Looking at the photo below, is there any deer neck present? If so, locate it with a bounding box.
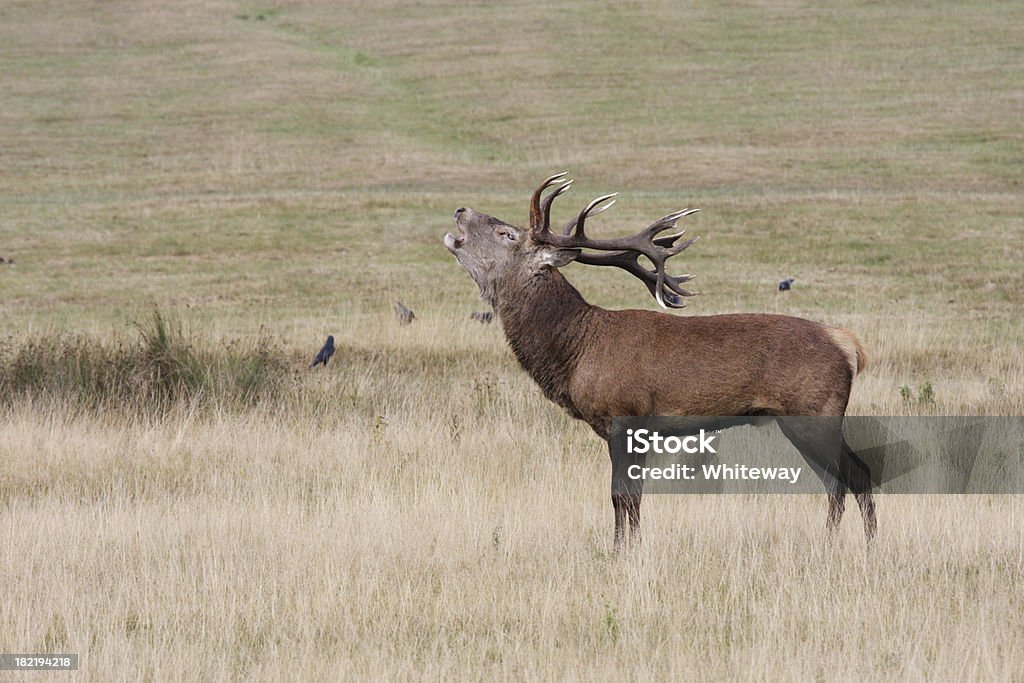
[495,269,594,415]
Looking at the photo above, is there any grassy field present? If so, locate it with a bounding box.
[2,0,1023,680]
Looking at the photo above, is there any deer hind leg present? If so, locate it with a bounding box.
[827,451,878,542]
[855,491,877,542]
[776,417,877,541]
[842,439,877,542]
[827,485,847,533]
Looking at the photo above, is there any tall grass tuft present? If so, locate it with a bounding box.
[0,308,293,413]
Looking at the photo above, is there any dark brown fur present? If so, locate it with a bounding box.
[445,198,876,548]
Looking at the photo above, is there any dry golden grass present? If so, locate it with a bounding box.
[2,314,1023,680]
[2,0,1023,680]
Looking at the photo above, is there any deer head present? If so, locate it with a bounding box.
[444,172,701,309]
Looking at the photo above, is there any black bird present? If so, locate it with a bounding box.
[778,278,795,292]
[310,335,335,368]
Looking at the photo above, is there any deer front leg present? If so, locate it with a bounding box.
[626,493,642,543]
[611,494,643,548]
[611,493,643,549]
[612,493,629,548]
[610,439,644,550]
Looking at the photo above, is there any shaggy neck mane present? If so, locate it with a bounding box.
[495,268,594,416]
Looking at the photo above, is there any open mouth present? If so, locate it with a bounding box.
[444,208,468,254]
[444,215,468,254]
[443,232,464,253]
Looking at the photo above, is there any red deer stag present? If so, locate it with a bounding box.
[444,173,876,547]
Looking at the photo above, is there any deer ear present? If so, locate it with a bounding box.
[538,246,581,269]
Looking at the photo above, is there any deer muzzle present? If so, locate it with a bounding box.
[443,231,465,253]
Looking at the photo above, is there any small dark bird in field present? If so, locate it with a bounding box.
[470,311,494,324]
[394,301,415,325]
[310,335,335,368]
[778,278,795,292]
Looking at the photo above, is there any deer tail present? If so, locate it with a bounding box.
[826,326,869,377]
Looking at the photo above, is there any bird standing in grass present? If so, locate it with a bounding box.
[310,335,335,368]
[394,301,415,325]
[778,278,795,292]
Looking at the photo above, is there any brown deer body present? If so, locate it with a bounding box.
[445,173,876,546]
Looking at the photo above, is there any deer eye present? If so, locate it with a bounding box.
[496,227,518,242]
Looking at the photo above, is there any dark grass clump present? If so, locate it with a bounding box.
[0,308,293,413]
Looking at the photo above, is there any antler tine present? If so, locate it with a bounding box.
[653,267,700,308]
[662,235,701,255]
[540,179,574,236]
[563,193,618,237]
[646,208,700,235]
[661,208,701,224]
[530,172,569,233]
[653,231,684,247]
[647,209,701,253]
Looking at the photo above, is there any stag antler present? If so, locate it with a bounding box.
[528,174,700,309]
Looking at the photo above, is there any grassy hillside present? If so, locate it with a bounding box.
[1,1,1022,680]
[2,1,1021,332]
